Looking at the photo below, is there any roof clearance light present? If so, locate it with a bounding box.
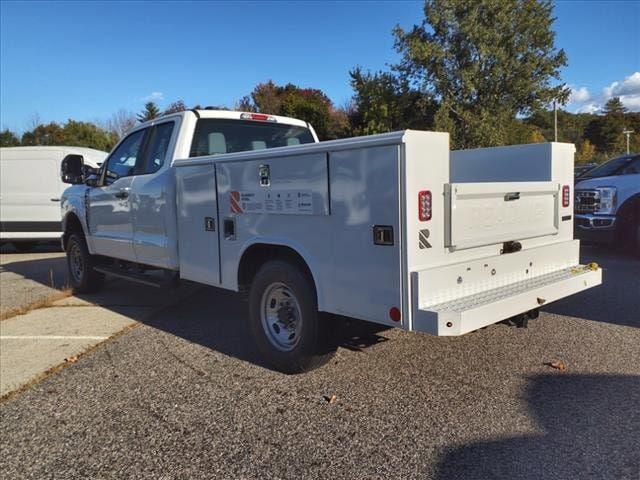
[418,190,432,221]
[562,185,570,208]
[240,112,277,122]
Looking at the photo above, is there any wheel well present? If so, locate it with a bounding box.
[617,194,640,223]
[615,194,640,246]
[238,243,316,295]
[62,213,84,250]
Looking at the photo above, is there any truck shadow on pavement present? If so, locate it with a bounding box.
[543,244,640,328]
[140,285,390,370]
[433,373,640,480]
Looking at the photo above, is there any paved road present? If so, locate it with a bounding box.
[0,243,67,317]
[1,246,638,479]
[0,243,194,396]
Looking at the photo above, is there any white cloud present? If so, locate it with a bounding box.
[566,72,640,113]
[569,86,591,103]
[575,102,600,114]
[602,72,640,111]
[141,91,164,102]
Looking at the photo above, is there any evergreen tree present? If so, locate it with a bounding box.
[0,129,20,147]
[137,102,161,122]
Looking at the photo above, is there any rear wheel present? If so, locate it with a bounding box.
[249,260,334,373]
[66,233,104,293]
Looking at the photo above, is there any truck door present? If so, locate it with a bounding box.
[88,128,148,261]
[130,120,179,269]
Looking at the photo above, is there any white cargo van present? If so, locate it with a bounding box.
[0,146,106,250]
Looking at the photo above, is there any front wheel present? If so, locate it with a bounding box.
[248,260,335,374]
[66,233,104,293]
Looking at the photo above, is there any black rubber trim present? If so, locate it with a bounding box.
[1,221,62,232]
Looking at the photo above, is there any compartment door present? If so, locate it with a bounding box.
[445,181,559,251]
[176,164,220,285]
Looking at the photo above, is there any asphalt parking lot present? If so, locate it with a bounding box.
[0,244,638,479]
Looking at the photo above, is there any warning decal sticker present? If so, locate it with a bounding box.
[229,190,314,215]
[229,191,243,214]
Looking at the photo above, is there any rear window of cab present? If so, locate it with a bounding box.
[189,119,315,157]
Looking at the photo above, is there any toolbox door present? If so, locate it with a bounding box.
[176,164,221,285]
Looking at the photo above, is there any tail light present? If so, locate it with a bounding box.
[240,112,277,122]
[418,190,432,221]
[562,185,570,207]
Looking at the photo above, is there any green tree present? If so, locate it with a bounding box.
[21,122,67,146]
[393,0,568,148]
[137,102,161,122]
[348,68,436,135]
[20,120,117,151]
[63,120,118,151]
[584,97,628,154]
[0,129,20,147]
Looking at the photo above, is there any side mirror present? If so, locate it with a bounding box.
[61,154,85,184]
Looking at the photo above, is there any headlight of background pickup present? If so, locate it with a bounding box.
[575,187,617,215]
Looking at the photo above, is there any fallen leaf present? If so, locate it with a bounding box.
[65,355,79,364]
[323,394,338,404]
[544,360,566,371]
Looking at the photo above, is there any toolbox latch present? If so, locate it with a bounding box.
[373,225,394,246]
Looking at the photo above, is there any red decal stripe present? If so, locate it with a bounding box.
[229,191,243,214]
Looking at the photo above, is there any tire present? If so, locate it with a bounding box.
[66,233,105,293]
[248,260,335,374]
[13,241,37,252]
[615,198,640,257]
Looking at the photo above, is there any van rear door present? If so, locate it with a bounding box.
[0,148,64,235]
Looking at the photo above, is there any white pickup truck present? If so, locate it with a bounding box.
[60,109,602,372]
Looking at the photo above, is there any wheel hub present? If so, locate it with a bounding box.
[260,283,302,352]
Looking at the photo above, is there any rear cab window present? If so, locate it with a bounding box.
[189,119,315,157]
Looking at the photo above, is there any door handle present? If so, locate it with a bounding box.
[114,189,130,199]
[504,192,520,201]
[50,198,61,202]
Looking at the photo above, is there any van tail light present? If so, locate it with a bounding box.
[418,190,432,221]
[562,185,570,207]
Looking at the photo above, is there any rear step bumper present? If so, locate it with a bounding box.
[411,262,602,336]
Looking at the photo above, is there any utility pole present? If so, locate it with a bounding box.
[553,100,558,142]
[622,129,634,155]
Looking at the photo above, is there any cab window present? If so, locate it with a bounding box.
[103,129,146,185]
[143,122,175,174]
[189,119,314,157]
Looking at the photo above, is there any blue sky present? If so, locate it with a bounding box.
[1,0,639,133]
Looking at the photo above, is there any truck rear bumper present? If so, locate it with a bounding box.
[410,241,602,336]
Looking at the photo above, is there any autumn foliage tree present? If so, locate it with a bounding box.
[239,81,350,140]
[19,120,118,151]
